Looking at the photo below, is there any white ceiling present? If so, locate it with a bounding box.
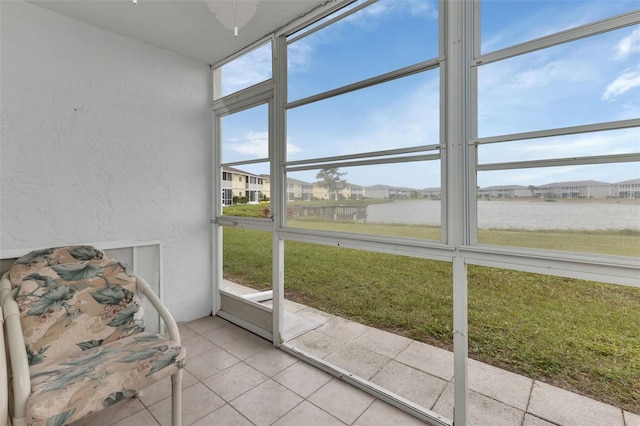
[28,0,329,65]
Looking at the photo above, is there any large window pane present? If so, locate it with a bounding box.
[286,161,441,240]
[478,25,640,137]
[481,0,639,54]
[287,70,440,161]
[284,241,453,419]
[478,128,640,164]
[469,267,640,414]
[476,164,640,256]
[288,0,438,101]
[221,103,268,163]
[218,42,272,99]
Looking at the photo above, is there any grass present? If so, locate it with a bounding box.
[222,203,640,257]
[221,206,640,413]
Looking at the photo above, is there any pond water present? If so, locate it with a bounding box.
[366,199,640,230]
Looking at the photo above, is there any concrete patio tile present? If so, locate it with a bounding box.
[295,306,336,324]
[395,340,454,381]
[138,369,199,407]
[467,358,533,411]
[624,411,640,426]
[185,346,240,381]
[284,311,321,340]
[220,332,271,360]
[324,344,391,380]
[353,399,428,426]
[317,316,369,342]
[184,315,229,334]
[432,383,525,426]
[112,409,160,426]
[230,379,303,426]
[201,362,269,402]
[352,326,412,359]
[272,401,344,426]
[273,360,333,398]
[148,382,225,426]
[182,334,218,359]
[245,347,298,377]
[191,404,253,426]
[308,378,375,424]
[288,329,344,358]
[370,360,448,409]
[201,323,250,346]
[523,414,557,426]
[528,381,624,426]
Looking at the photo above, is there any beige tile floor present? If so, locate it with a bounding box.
[70,306,640,426]
[70,315,426,426]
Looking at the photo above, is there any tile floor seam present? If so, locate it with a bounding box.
[268,398,307,426]
[205,362,271,404]
[523,379,536,422]
[349,398,377,426]
[429,378,450,412]
[304,395,351,426]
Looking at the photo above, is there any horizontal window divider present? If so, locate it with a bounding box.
[286,153,440,172]
[214,216,274,232]
[460,245,640,288]
[286,0,373,45]
[286,144,442,167]
[286,57,442,110]
[276,227,455,263]
[474,10,640,67]
[477,153,639,171]
[471,119,640,145]
[212,80,273,113]
[221,158,270,168]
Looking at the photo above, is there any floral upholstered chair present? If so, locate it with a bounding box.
[0,246,185,426]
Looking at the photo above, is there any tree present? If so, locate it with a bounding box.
[528,185,537,197]
[316,168,347,201]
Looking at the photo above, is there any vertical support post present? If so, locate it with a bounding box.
[271,35,287,346]
[211,65,222,315]
[445,0,474,424]
[453,256,469,425]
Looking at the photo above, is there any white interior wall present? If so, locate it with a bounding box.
[0,0,213,322]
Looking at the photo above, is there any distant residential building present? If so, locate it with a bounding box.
[222,167,267,205]
[534,180,611,199]
[343,183,365,200]
[478,185,529,199]
[287,177,314,201]
[419,187,441,199]
[612,178,640,199]
[365,184,411,199]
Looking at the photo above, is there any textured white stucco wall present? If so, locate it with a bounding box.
[0,1,213,322]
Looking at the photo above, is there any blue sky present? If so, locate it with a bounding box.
[221,0,639,189]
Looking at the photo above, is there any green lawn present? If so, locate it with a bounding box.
[221,207,640,413]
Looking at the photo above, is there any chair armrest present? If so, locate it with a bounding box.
[134,275,181,345]
[1,272,31,424]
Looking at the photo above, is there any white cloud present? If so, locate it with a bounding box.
[230,131,302,159]
[221,44,271,94]
[614,27,640,60]
[602,68,640,100]
[288,41,313,73]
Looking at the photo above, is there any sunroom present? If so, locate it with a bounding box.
[1,1,639,425]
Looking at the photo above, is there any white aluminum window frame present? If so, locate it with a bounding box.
[211,2,640,425]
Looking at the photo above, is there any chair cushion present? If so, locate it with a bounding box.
[26,332,186,426]
[9,246,145,365]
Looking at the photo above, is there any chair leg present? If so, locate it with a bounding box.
[171,370,182,426]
